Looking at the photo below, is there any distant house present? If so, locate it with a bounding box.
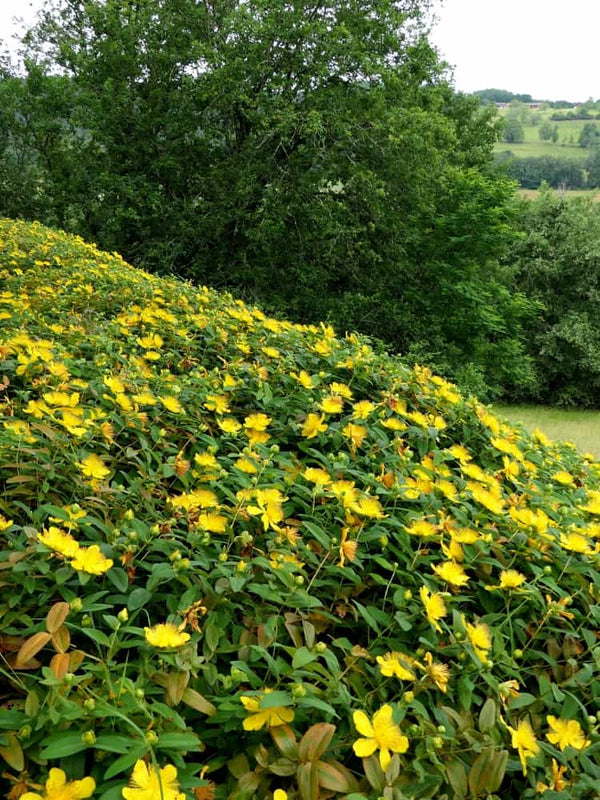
[494,101,543,110]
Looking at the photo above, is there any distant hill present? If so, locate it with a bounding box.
[474,89,580,109]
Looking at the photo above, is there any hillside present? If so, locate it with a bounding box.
[1,219,599,799]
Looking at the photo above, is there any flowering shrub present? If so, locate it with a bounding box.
[1,218,599,799]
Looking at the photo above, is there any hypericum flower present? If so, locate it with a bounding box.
[419,651,450,692]
[338,527,358,567]
[352,400,375,419]
[319,395,344,414]
[349,495,385,519]
[197,512,228,533]
[0,514,13,531]
[376,652,416,681]
[20,767,95,800]
[535,759,569,793]
[448,444,472,463]
[507,718,540,775]
[302,412,328,439]
[144,622,190,649]
[70,545,113,575]
[77,453,110,481]
[204,393,230,415]
[273,791,288,800]
[343,422,367,450]
[122,760,185,800]
[468,483,505,515]
[352,704,409,770]
[218,417,242,434]
[304,467,331,485]
[559,532,593,554]
[241,689,295,730]
[37,526,80,558]
[499,569,526,589]
[552,470,575,486]
[546,716,590,751]
[160,395,184,414]
[432,561,469,588]
[406,520,438,538]
[419,585,447,632]
[247,488,286,531]
[244,412,271,431]
[465,620,492,662]
[291,369,314,388]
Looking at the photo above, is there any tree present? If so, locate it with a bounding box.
[579,122,600,148]
[503,116,525,142]
[539,121,553,140]
[1,0,535,397]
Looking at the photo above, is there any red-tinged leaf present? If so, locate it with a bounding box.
[46,601,70,633]
[50,652,70,680]
[297,762,319,800]
[362,754,385,792]
[0,733,24,771]
[270,723,298,759]
[298,723,335,762]
[69,650,85,671]
[181,687,216,716]
[15,631,51,667]
[51,624,70,654]
[165,670,189,706]
[316,760,357,792]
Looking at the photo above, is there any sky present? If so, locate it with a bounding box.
[0,0,598,102]
[431,0,600,101]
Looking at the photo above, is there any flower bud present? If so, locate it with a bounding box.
[117,608,129,623]
[145,730,159,745]
[84,698,96,712]
[315,642,327,653]
[81,730,96,745]
[70,597,83,612]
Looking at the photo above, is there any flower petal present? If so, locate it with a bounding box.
[353,737,378,758]
[353,710,375,738]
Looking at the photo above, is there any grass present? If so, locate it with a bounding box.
[494,141,587,159]
[495,405,600,458]
[517,188,600,201]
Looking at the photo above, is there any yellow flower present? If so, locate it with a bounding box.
[498,569,526,590]
[301,412,328,439]
[465,620,492,662]
[329,381,353,398]
[419,586,447,633]
[343,422,367,450]
[38,526,80,558]
[406,520,438,538]
[376,652,416,681]
[507,718,540,776]
[432,561,469,588]
[319,395,344,414]
[235,456,258,473]
[204,394,230,415]
[304,467,331,485]
[241,689,295,730]
[291,369,314,388]
[136,333,164,349]
[197,512,228,533]
[247,488,286,531]
[0,514,13,531]
[559,532,593,554]
[77,453,110,481]
[350,495,385,519]
[468,483,505,515]
[122,760,185,800]
[546,716,590,751]
[160,395,184,414]
[552,470,575,487]
[21,768,95,800]
[70,545,113,575]
[218,417,242,434]
[273,791,288,800]
[338,527,358,567]
[144,622,190,648]
[419,651,450,693]
[352,400,375,419]
[536,759,569,794]
[352,704,409,770]
[244,412,271,431]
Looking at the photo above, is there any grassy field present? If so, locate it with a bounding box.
[517,188,600,200]
[494,107,597,160]
[495,405,600,457]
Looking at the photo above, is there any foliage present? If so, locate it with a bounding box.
[509,188,600,405]
[1,219,600,799]
[498,154,586,190]
[578,123,600,148]
[502,117,525,143]
[0,1,535,398]
[474,89,534,104]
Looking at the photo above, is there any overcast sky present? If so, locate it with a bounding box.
[0,0,597,102]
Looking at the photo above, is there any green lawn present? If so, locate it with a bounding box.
[518,188,600,201]
[494,405,600,458]
[494,140,587,159]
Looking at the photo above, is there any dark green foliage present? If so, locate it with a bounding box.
[509,188,600,406]
[474,88,533,104]
[498,154,586,189]
[0,0,536,401]
[502,116,524,143]
[579,122,600,148]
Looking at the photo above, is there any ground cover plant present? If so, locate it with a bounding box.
[1,219,600,800]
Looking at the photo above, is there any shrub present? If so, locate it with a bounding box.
[1,219,600,799]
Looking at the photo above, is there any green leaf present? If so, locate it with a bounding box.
[103,744,148,780]
[107,567,129,592]
[292,647,317,669]
[40,733,88,759]
[156,732,202,751]
[127,587,153,610]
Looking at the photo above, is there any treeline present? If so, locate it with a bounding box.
[0,3,599,404]
[497,150,600,189]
